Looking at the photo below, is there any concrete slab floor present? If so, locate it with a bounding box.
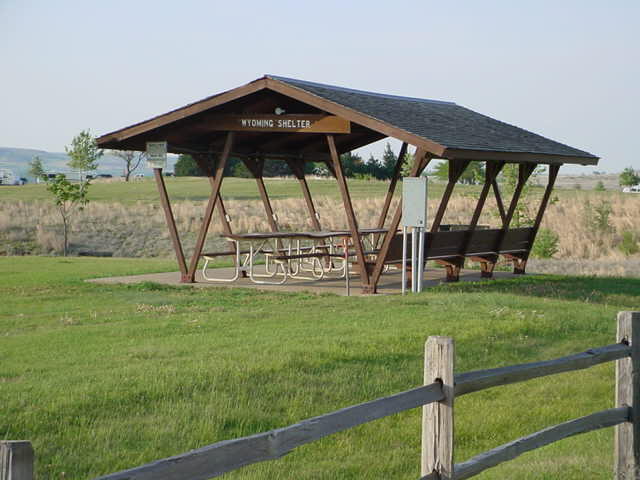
[88,265,518,297]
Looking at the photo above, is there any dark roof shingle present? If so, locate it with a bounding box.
[268,75,597,161]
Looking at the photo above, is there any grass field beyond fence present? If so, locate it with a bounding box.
[1,257,640,479]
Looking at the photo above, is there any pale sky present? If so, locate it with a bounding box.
[1,0,638,173]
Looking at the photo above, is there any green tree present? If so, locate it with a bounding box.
[28,156,46,182]
[594,180,606,191]
[381,142,397,179]
[339,152,364,177]
[174,154,202,176]
[65,130,103,181]
[619,167,640,187]
[499,164,547,227]
[45,174,89,256]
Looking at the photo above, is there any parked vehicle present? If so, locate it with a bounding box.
[622,185,640,193]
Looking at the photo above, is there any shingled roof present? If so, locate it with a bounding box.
[97,75,598,165]
[268,75,598,164]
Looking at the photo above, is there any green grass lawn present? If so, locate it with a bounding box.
[1,256,639,479]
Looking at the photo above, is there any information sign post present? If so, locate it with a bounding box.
[401,177,428,294]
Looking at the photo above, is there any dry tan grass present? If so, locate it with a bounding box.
[1,192,638,275]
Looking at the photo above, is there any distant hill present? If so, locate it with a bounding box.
[0,146,177,180]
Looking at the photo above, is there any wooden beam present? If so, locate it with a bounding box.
[369,148,430,292]
[456,342,630,396]
[193,154,237,257]
[376,142,408,233]
[97,80,268,146]
[153,169,188,280]
[243,157,279,233]
[94,383,444,480]
[185,132,234,282]
[327,134,371,290]
[430,160,471,233]
[492,179,507,224]
[513,164,560,274]
[441,148,598,166]
[286,159,322,231]
[501,163,536,228]
[453,407,628,480]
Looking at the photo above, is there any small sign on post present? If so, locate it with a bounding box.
[401,177,428,294]
[146,141,167,169]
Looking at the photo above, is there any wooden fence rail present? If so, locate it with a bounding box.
[4,311,638,480]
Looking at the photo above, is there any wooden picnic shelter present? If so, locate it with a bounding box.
[97,75,599,294]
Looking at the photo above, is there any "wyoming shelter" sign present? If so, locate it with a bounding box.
[205,114,350,134]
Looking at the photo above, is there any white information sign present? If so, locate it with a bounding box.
[402,177,428,227]
[146,141,167,169]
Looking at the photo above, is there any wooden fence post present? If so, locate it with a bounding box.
[1,441,34,480]
[615,311,640,479]
[422,336,455,479]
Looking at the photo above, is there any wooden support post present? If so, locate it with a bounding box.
[286,159,322,231]
[193,155,235,239]
[615,311,640,479]
[369,148,430,293]
[153,168,188,280]
[376,142,408,234]
[492,179,507,225]
[454,162,504,280]
[503,163,536,229]
[422,337,454,479]
[244,157,279,232]
[185,132,234,283]
[327,134,371,291]
[428,160,470,282]
[513,164,559,275]
[430,160,471,233]
[1,441,34,480]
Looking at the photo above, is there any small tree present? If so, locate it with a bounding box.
[66,130,103,181]
[45,174,89,256]
[430,161,484,184]
[112,150,145,181]
[28,156,46,182]
[620,167,640,187]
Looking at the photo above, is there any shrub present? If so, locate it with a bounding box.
[532,228,559,258]
[618,231,639,256]
[583,200,614,233]
[594,180,606,191]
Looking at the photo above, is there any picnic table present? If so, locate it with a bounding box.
[201,228,387,284]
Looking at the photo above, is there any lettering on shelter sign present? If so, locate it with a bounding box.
[205,114,350,134]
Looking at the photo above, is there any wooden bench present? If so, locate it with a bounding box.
[382,227,534,282]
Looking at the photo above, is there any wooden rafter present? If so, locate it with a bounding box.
[327,134,371,290]
[185,132,234,282]
[243,157,279,233]
[153,169,188,280]
[430,160,472,233]
[492,179,507,225]
[513,164,560,274]
[376,142,408,233]
[286,159,322,231]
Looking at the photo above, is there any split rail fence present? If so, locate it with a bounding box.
[3,311,639,480]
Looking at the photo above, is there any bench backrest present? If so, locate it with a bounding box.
[382,227,535,263]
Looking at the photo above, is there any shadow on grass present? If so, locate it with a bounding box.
[431,274,640,306]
